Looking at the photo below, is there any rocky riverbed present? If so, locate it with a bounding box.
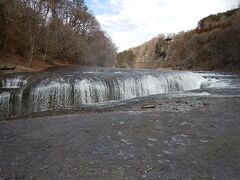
[0,94,240,179]
[0,68,240,179]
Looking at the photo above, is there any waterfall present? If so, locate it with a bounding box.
[1,68,234,119]
[25,72,207,113]
[74,78,109,104]
[0,92,11,118]
[0,75,28,88]
[29,81,73,112]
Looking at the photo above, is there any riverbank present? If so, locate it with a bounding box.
[0,54,77,74]
[0,95,240,179]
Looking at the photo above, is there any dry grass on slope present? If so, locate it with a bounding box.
[166,9,240,71]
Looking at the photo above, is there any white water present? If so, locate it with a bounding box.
[30,81,73,112]
[1,76,27,88]
[1,70,237,117]
[198,73,238,89]
[0,92,10,118]
[27,72,208,112]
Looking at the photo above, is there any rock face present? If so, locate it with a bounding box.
[117,8,240,71]
[131,36,172,69]
[117,36,172,69]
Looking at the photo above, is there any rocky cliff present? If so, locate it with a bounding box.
[117,35,172,69]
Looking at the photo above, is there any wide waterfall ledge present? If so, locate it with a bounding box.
[0,68,235,118]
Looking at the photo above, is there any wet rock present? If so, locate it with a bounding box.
[25,161,30,165]
[0,64,15,71]
[203,102,209,106]
[2,175,12,180]
[0,96,240,179]
[141,104,156,109]
[15,174,26,180]
[175,100,182,103]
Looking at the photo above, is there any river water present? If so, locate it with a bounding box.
[0,67,239,119]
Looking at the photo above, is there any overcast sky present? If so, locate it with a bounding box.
[85,0,239,51]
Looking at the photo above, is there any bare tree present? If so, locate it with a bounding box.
[0,0,117,67]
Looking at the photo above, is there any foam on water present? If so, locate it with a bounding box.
[197,72,239,89]
[1,75,27,88]
[201,78,229,88]
[196,72,237,78]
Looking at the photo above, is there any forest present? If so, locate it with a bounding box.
[117,8,240,71]
[0,0,116,68]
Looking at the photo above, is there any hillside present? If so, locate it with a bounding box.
[117,35,171,69]
[0,0,116,73]
[117,8,240,71]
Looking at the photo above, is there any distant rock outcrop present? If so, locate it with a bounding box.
[117,35,172,69]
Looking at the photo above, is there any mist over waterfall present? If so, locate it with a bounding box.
[0,67,236,119]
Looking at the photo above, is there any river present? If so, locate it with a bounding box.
[0,67,239,119]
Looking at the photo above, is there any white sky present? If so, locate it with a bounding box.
[87,0,239,51]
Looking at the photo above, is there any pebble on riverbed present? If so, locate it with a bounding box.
[141,104,156,109]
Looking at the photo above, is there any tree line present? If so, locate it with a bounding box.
[0,0,116,67]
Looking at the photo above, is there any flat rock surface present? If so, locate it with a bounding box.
[0,96,240,179]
